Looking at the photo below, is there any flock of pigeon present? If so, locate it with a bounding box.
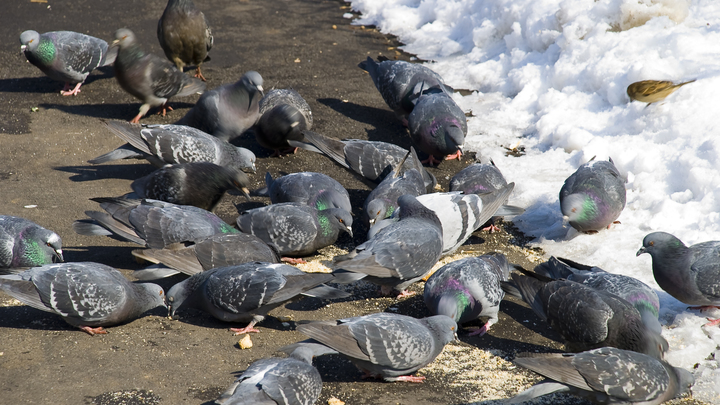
[3,0,717,404]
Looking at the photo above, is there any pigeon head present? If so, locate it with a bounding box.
[24,227,64,264]
[233,146,256,173]
[636,232,687,258]
[641,330,669,360]
[366,198,393,225]
[674,367,695,397]
[166,279,193,318]
[241,71,264,97]
[226,169,251,201]
[288,346,316,365]
[258,104,305,144]
[136,283,168,311]
[113,28,137,48]
[440,120,465,155]
[19,30,40,53]
[435,294,465,322]
[561,193,599,230]
[320,208,353,238]
[423,315,458,345]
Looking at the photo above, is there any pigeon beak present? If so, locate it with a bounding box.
[54,249,64,263]
[368,218,375,226]
[636,247,647,256]
[345,226,353,238]
[241,187,251,201]
[20,44,26,54]
[257,85,264,97]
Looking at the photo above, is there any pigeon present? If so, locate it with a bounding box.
[627,79,696,105]
[424,253,513,336]
[280,313,457,382]
[130,162,251,211]
[503,274,668,359]
[449,161,509,196]
[0,262,166,335]
[20,30,117,96]
[157,0,213,81]
[255,89,313,155]
[408,89,467,165]
[559,157,626,232]
[236,203,353,262]
[166,262,349,334]
[215,346,322,405]
[534,256,661,334]
[638,232,720,327]
[89,120,256,173]
[507,347,694,404]
[176,71,264,141]
[0,215,63,270]
[263,172,351,213]
[358,56,452,124]
[112,28,206,123]
[333,194,443,297]
[74,197,240,249]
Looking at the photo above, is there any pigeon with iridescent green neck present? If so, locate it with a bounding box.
[263,172,351,213]
[0,216,63,271]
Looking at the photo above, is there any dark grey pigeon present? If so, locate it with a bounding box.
[157,0,213,81]
[358,56,452,124]
[176,71,264,141]
[424,253,513,336]
[507,347,694,404]
[89,120,256,173]
[560,157,626,232]
[288,130,436,189]
[73,197,240,249]
[132,233,280,279]
[333,194,443,297]
[449,161,516,232]
[215,346,322,405]
[255,89,313,155]
[0,262,166,335]
[236,203,353,262]
[20,30,117,96]
[280,313,457,382]
[166,262,349,334]
[534,256,661,334]
[263,172,351,213]
[0,215,63,271]
[638,231,720,327]
[112,28,206,123]
[503,274,668,359]
[408,90,466,166]
[130,162,251,211]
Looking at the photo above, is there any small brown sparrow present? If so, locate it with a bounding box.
[627,79,696,104]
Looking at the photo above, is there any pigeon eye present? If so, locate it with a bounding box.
[649,241,654,247]
[338,218,344,224]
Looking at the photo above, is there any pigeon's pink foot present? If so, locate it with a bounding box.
[129,113,144,124]
[395,289,416,299]
[156,104,174,117]
[270,147,299,157]
[445,150,462,161]
[231,325,260,335]
[421,155,443,166]
[281,257,307,264]
[482,223,502,233]
[467,322,489,337]
[689,305,720,312]
[79,326,108,336]
[60,82,82,96]
[195,67,207,82]
[704,317,720,327]
[392,375,426,383]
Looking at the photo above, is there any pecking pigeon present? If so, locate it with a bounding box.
[255,89,313,155]
[449,161,509,195]
[20,30,117,96]
[263,172,351,213]
[408,89,466,165]
[157,0,213,81]
[0,262,166,335]
[0,215,63,270]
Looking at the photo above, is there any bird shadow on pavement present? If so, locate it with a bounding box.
[39,100,196,121]
[54,163,155,182]
[317,97,410,141]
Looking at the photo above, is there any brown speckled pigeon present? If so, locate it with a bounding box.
[157,0,213,81]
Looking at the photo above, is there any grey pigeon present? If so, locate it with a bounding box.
[74,197,239,249]
[215,346,322,405]
[280,313,457,382]
[503,274,668,359]
[638,231,720,327]
[176,71,264,141]
[0,262,166,335]
[236,203,353,262]
[449,161,515,232]
[0,215,63,270]
[507,347,694,404]
[166,262,349,334]
[535,256,661,334]
[256,89,313,155]
[157,0,213,81]
[112,28,206,123]
[358,56,452,124]
[408,89,466,165]
[89,120,256,173]
[560,157,626,232]
[130,162,251,211]
[20,30,117,96]
[263,172,351,213]
[424,253,513,336]
[333,194,443,297]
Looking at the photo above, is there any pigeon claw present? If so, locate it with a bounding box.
[467,322,490,337]
[129,114,143,124]
[394,289,416,299]
[231,325,261,335]
[445,150,462,161]
[194,67,207,82]
[391,375,426,383]
[79,326,108,336]
[281,257,307,264]
[482,223,502,233]
[156,104,174,117]
[421,155,444,166]
[704,317,720,327]
[60,82,82,96]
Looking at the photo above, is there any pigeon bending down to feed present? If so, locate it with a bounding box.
[130,162,251,211]
[112,28,206,123]
[256,89,313,155]
[534,256,661,334]
[74,197,239,249]
[0,215,63,271]
[263,172,351,213]
[560,157,626,233]
[627,79,696,105]
[333,194,443,297]
[157,0,213,81]
[408,90,467,165]
[424,253,513,336]
[507,347,694,404]
[20,30,117,96]
[215,346,322,405]
[503,274,668,359]
[449,161,509,195]
[0,262,166,335]
[236,203,353,262]
[90,120,256,173]
[638,231,720,327]
[166,262,349,334]
[176,71,264,141]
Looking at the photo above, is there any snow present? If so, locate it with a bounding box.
[348,0,720,401]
